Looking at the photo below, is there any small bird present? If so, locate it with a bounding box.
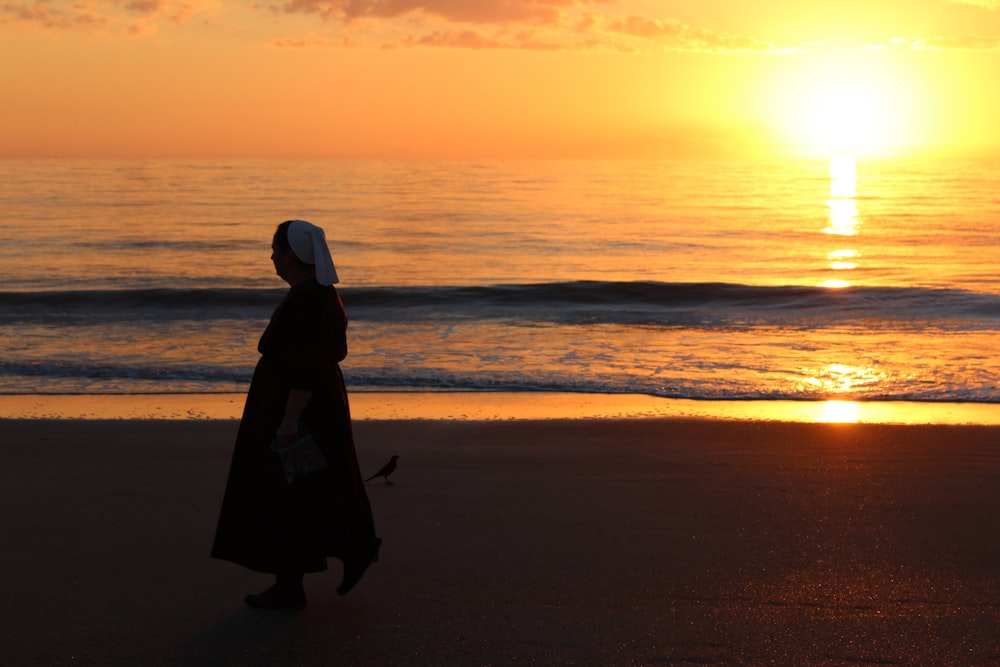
[365,455,399,484]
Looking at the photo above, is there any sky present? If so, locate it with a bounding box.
[2,0,1000,159]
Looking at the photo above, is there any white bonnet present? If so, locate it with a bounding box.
[285,219,339,286]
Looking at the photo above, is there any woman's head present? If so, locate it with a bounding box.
[271,220,340,286]
[272,221,300,256]
[271,221,312,285]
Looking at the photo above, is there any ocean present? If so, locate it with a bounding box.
[1,157,998,405]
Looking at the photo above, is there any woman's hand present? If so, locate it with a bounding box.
[275,388,315,443]
[275,418,300,443]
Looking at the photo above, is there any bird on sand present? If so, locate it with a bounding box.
[365,455,399,484]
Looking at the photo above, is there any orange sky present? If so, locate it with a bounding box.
[2,0,999,159]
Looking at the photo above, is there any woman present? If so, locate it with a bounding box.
[212,219,380,609]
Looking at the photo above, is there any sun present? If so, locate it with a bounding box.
[790,71,891,155]
[764,51,922,158]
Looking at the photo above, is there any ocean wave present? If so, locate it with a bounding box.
[0,288,282,324]
[0,287,283,310]
[0,360,250,385]
[3,282,997,328]
[348,281,1000,325]
[3,359,998,404]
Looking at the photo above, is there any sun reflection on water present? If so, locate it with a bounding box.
[823,199,860,236]
[820,156,861,287]
[818,400,860,423]
[828,155,857,186]
[827,248,859,270]
[802,362,888,397]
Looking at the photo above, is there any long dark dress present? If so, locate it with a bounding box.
[212,280,377,574]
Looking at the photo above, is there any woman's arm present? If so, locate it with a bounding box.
[275,388,315,441]
[270,285,344,441]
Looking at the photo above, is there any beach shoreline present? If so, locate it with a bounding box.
[2,390,1000,424]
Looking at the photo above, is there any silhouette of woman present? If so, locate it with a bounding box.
[212,219,380,608]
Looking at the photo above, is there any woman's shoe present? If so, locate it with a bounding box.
[337,537,382,596]
[244,583,307,609]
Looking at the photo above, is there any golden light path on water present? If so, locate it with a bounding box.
[819,155,861,290]
[810,157,931,410]
[810,157,883,404]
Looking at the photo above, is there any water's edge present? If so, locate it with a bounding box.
[3,392,999,425]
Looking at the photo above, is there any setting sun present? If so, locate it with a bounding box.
[766,52,924,158]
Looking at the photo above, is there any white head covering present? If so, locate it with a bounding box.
[286,220,339,286]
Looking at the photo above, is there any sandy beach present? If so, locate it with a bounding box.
[3,416,1000,665]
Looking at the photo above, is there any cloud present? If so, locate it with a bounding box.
[401,28,507,49]
[6,0,998,55]
[264,0,779,53]
[607,14,779,53]
[274,0,608,25]
[0,0,110,30]
[0,0,219,34]
[269,31,359,47]
[270,2,784,53]
[259,1,1000,53]
[948,0,999,8]
[909,34,1000,49]
[389,26,610,51]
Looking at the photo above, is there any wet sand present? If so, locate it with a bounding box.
[3,391,1000,424]
[2,417,999,665]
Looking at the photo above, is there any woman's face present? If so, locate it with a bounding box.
[271,243,298,282]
